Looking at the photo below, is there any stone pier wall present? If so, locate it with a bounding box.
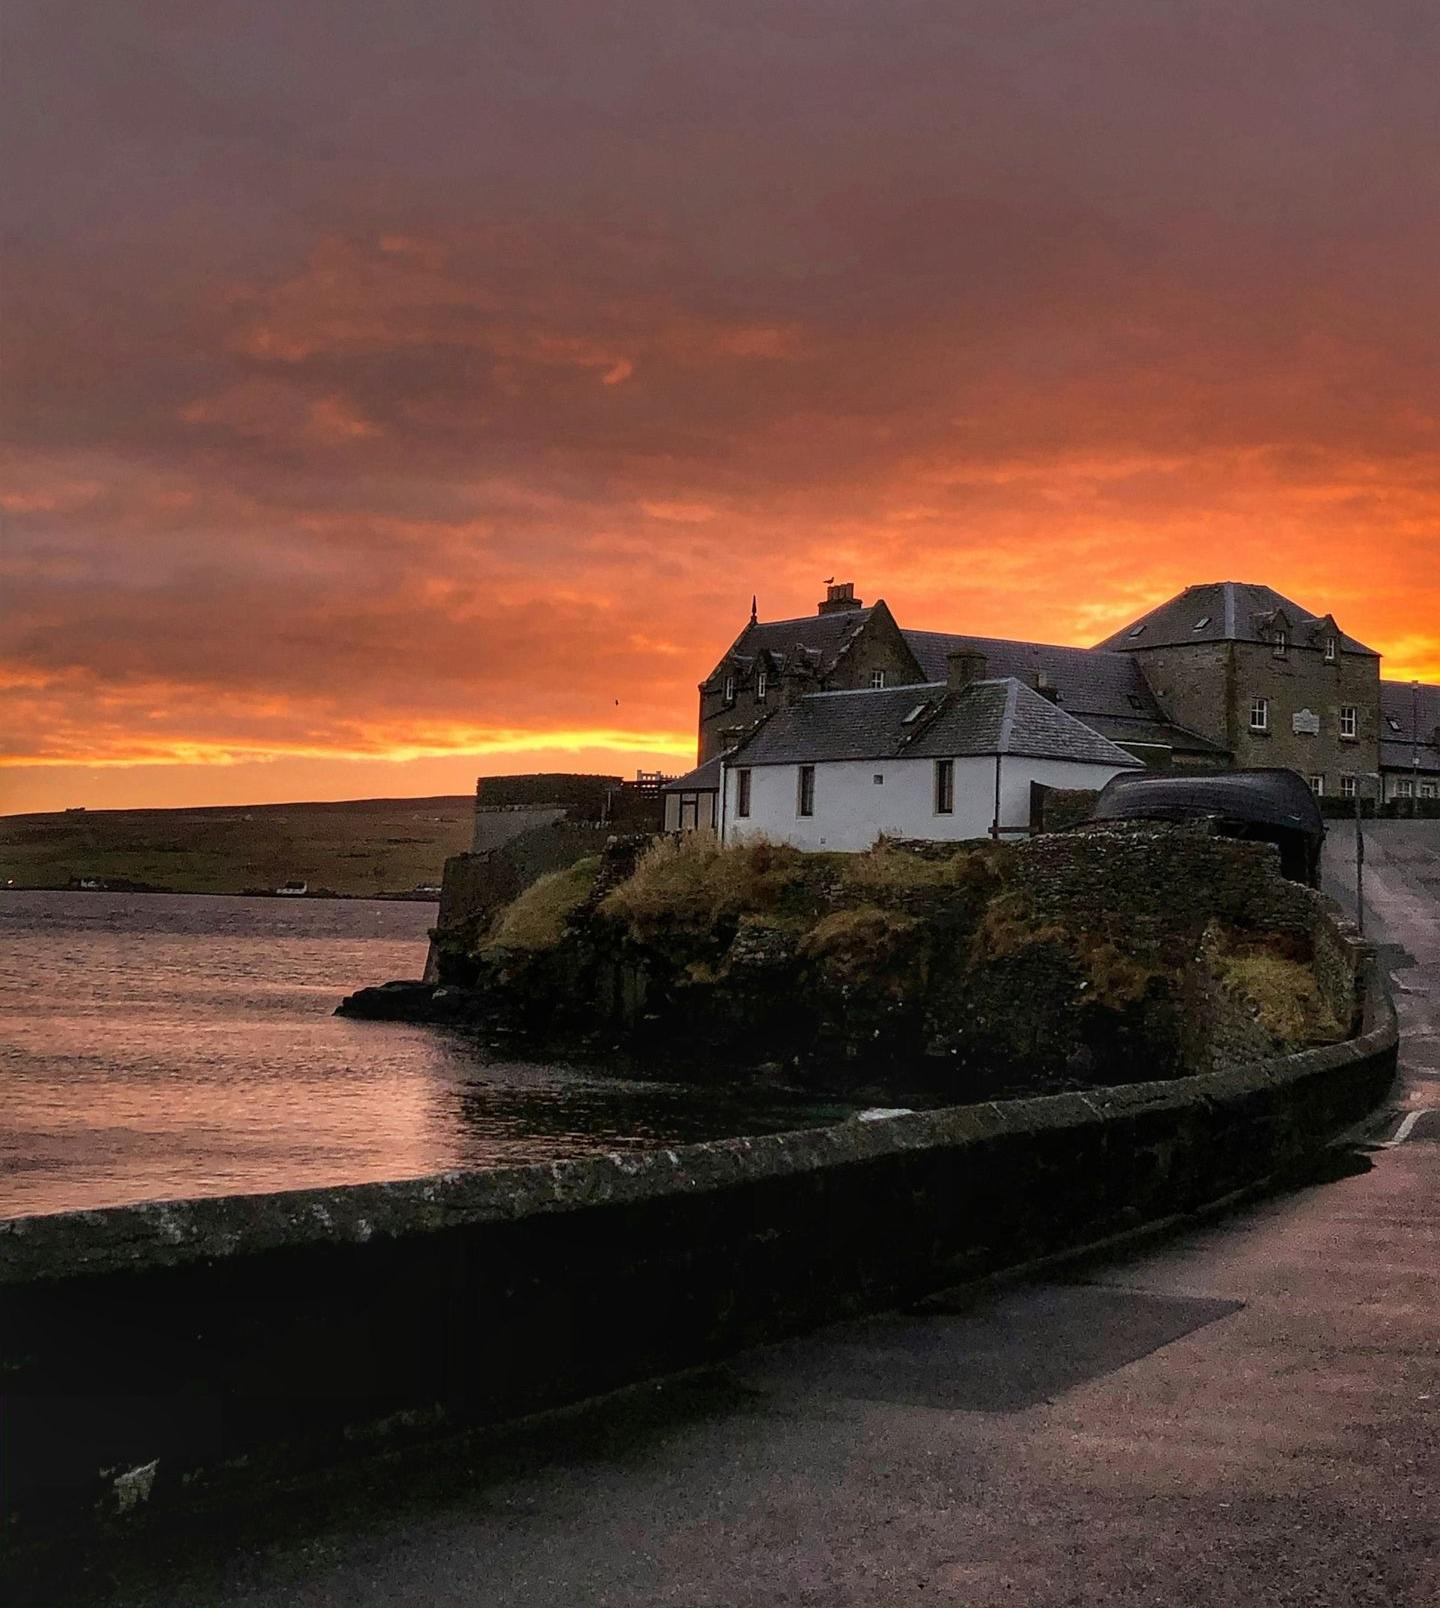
[0,958,1395,1544]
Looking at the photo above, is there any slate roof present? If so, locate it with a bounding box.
[662,756,724,792]
[1093,581,1378,656]
[901,630,1224,756]
[902,631,1161,717]
[1379,680,1440,774]
[1081,714,1227,757]
[702,608,886,688]
[729,680,1143,771]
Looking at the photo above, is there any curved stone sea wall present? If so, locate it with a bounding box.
[0,959,1396,1542]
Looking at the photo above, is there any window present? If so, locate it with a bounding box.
[1324,638,1337,663]
[1340,774,1357,798]
[1423,782,1438,799]
[1127,625,1145,638]
[1339,705,1358,739]
[797,765,815,817]
[872,772,884,785]
[756,671,767,701]
[1386,715,1403,733]
[1249,697,1269,731]
[1396,778,1414,799]
[736,768,752,818]
[935,759,954,815]
[723,674,736,704]
[1308,775,1324,796]
[870,670,887,689]
[1272,629,1287,658]
[1193,616,1211,631]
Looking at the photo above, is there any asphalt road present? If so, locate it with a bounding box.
[43,825,1440,1607]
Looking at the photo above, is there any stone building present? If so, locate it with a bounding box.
[678,578,1437,816]
[1094,582,1382,801]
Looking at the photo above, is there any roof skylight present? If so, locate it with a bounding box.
[1127,625,1145,637]
[1193,616,1211,630]
[902,703,930,725]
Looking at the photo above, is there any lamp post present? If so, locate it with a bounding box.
[1353,771,1380,935]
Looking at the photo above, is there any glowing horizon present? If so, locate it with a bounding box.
[4,3,1438,816]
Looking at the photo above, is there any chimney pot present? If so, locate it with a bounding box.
[946,647,989,690]
[817,581,863,615]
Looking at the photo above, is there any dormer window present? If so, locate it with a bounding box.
[723,674,736,704]
[756,671,767,701]
[1324,637,1337,663]
[1272,629,1287,658]
[870,670,887,689]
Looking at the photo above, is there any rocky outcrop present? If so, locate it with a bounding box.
[345,825,1365,1103]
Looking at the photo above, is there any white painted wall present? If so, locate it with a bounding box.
[724,754,1132,851]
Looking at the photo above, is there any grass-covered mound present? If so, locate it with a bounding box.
[459,827,1353,1098]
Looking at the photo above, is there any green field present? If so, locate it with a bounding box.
[0,796,474,898]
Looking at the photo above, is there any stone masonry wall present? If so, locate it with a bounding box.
[0,960,1396,1544]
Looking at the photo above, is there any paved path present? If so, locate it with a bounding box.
[53,829,1440,1607]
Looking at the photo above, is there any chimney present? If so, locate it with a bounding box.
[946,647,989,690]
[818,581,863,615]
[782,654,816,705]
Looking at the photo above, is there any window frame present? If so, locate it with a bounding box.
[1249,696,1269,732]
[722,673,736,705]
[735,767,752,818]
[1308,775,1324,797]
[1324,637,1337,663]
[755,670,767,701]
[934,758,955,815]
[1340,774,1357,799]
[796,764,815,817]
[1339,704,1358,739]
[869,670,887,690]
[1272,629,1288,658]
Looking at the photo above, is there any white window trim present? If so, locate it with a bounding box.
[1340,774,1357,798]
[1324,638,1337,663]
[755,671,767,701]
[1249,697,1269,731]
[1339,705,1358,739]
[723,674,736,704]
[1308,775,1324,796]
[870,670,887,689]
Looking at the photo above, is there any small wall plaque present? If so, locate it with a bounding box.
[1292,708,1321,736]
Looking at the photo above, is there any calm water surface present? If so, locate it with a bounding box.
[0,891,849,1219]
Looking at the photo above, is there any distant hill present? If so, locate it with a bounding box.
[0,796,474,898]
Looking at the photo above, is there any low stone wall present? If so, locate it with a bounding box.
[0,962,1395,1544]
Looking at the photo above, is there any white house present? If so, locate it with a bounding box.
[717,675,1142,851]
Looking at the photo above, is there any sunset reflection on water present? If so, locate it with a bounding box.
[0,891,846,1219]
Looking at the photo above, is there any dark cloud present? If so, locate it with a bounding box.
[3,1,1438,806]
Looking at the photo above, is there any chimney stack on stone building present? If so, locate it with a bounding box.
[946,647,989,690]
[817,581,863,615]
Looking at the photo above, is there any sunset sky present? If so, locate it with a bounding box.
[4,1,1438,814]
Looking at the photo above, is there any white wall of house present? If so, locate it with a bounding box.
[723,754,1132,851]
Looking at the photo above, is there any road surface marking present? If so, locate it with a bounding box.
[1383,1109,1431,1146]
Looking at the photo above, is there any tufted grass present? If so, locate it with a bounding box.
[482,856,602,953]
